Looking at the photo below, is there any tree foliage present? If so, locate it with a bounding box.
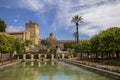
[0,34,25,54]
[79,40,91,53]
[64,27,120,60]
[41,39,51,48]
[24,40,32,47]
[64,42,76,49]
[0,19,7,32]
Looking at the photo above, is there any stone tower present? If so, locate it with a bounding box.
[47,32,56,41]
[25,21,39,45]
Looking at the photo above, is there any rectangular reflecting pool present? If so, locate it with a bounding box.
[0,61,113,80]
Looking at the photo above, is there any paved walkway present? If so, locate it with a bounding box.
[67,59,120,73]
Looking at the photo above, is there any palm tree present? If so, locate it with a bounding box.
[71,15,83,44]
[73,32,77,42]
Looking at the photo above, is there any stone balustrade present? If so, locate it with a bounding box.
[16,53,65,61]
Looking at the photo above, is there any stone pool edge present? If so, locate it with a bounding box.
[0,61,21,71]
[63,60,120,80]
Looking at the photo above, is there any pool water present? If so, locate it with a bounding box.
[0,61,113,80]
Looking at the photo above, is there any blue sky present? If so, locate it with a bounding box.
[0,0,120,40]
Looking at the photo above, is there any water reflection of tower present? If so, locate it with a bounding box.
[23,62,26,67]
[31,61,34,66]
[38,62,41,68]
[22,62,38,80]
[29,62,38,80]
[51,61,54,66]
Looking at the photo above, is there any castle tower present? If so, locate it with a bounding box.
[47,32,56,41]
[25,21,39,45]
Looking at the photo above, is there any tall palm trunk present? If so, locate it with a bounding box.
[74,35,76,42]
[76,23,79,44]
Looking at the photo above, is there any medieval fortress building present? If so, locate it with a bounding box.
[6,21,75,51]
[8,21,39,45]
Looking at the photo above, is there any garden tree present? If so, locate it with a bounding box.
[73,32,77,42]
[0,34,8,62]
[64,42,76,55]
[79,40,91,58]
[114,27,120,60]
[5,36,16,61]
[24,40,32,47]
[0,34,21,61]
[89,27,120,60]
[100,27,120,60]
[14,39,25,54]
[41,39,51,48]
[64,42,76,50]
[90,35,102,59]
[100,30,114,59]
[0,34,16,53]
[78,42,84,58]
[0,34,10,53]
[0,34,26,54]
[71,15,83,44]
[0,19,7,32]
[64,27,120,61]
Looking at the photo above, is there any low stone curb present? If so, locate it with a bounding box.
[63,60,120,80]
[0,61,20,71]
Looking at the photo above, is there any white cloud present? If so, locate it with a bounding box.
[81,1,120,36]
[1,0,120,38]
[17,0,58,13]
[50,0,120,37]
[18,0,43,12]
[14,19,18,22]
[6,26,25,32]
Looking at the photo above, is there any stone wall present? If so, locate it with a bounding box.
[8,32,26,41]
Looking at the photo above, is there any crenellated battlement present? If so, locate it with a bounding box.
[25,21,39,27]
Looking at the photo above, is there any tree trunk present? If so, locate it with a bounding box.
[75,36,77,43]
[116,51,119,61]
[80,53,82,59]
[108,51,111,59]
[0,53,3,64]
[106,52,108,59]
[96,52,98,59]
[87,52,89,58]
[0,53,2,63]
[101,52,103,59]
[76,24,79,44]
